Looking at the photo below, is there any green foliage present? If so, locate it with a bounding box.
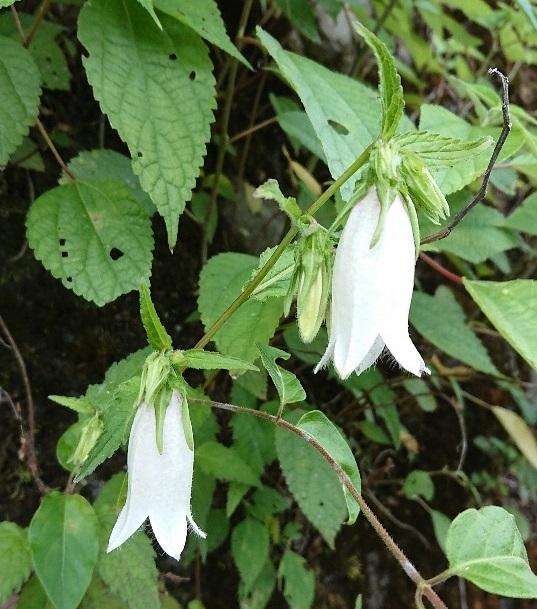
[0,522,33,603]
[139,283,173,351]
[410,286,499,375]
[446,506,537,597]
[402,470,434,501]
[155,0,250,67]
[239,559,276,609]
[0,35,41,164]
[17,576,52,609]
[296,410,361,524]
[505,191,537,235]
[276,414,347,547]
[402,378,437,412]
[232,517,270,594]
[196,441,261,487]
[198,253,283,363]
[464,279,537,371]
[250,246,296,302]
[353,21,403,140]
[28,493,99,609]
[430,510,451,555]
[180,349,259,372]
[26,180,154,306]
[231,411,276,477]
[257,344,305,410]
[491,406,537,470]
[278,550,315,609]
[78,0,216,248]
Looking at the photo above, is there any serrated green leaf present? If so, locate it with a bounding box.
[155,0,251,68]
[464,279,537,371]
[78,0,216,248]
[48,395,95,414]
[75,378,139,481]
[94,476,160,609]
[231,411,276,477]
[258,27,397,201]
[257,344,305,410]
[26,180,154,306]
[276,413,347,547]
[196,441,260,487]
[353,21,403,140]
[278,550,315,609]
[139,283,172,351]
[394,130,492,167]
[63,150,155,215]
[402,470,434,501]
[446,506,537,597]
[29,493,99,609]
[232,518,270,594]
[254,179,302,222]
[410,286,499,375]
[505,191,537,235]
[249,487,288,521]
[0,522,32,604]
[0,35,41,165]
[198,253,283,364]
[296,410,361,524]
[180,349,259,372]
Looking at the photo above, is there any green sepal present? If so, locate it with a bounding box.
[71,413,104,465]
[400,154,450,224]
[181,397,194,451]
[139,281,173,352]
[137,351,172,407]
[328,177,370,235]
[154,385,173,454]
[401,189,421,258]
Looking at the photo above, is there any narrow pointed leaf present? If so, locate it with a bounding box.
[180,349,259,372]
[139,283,172,351]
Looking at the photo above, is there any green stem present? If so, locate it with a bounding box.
[190,398,448,609]
[193,146,372,350]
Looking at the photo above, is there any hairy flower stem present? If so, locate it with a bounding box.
[194,146,372,350]
[191,398,448,609]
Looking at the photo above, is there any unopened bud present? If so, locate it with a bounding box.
[401,155,449,224]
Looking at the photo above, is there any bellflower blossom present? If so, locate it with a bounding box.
[315,188,429,379]
[108,390,205,560]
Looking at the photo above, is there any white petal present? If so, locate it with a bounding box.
[108,403,155,552]
[314,333,335,373]
[330,189,384,378]
[377,196,428,376]
[148,391,196,561]
[355,335,385,375]
[187,512,207,539]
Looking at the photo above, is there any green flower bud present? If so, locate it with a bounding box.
[292,228,332,343]
[71,413,103,466]
[400,154,449,224]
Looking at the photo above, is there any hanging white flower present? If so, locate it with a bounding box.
[315,188,429,379]
[108,390,205,560]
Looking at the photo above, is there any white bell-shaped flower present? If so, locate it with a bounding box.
[108,390,205,560]
[315,188,429,379]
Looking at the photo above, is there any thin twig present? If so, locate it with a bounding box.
[35,119,76,180]
[421,68,511,245]
[419,253,463,285]
[0,315,48,494]
[229,116,278,143]
[202,0,254,263]
[191,398,448,609]
[23,0,52,47]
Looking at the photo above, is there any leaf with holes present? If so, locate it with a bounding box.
[155,0,250,67]
[78,0,216,248]
[0,35,41,165]
[26,179,154,306]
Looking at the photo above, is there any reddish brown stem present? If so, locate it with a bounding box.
[419,252,463,285]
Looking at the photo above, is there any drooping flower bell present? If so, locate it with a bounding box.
[108,355,205,560]
[315,187,430,379]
